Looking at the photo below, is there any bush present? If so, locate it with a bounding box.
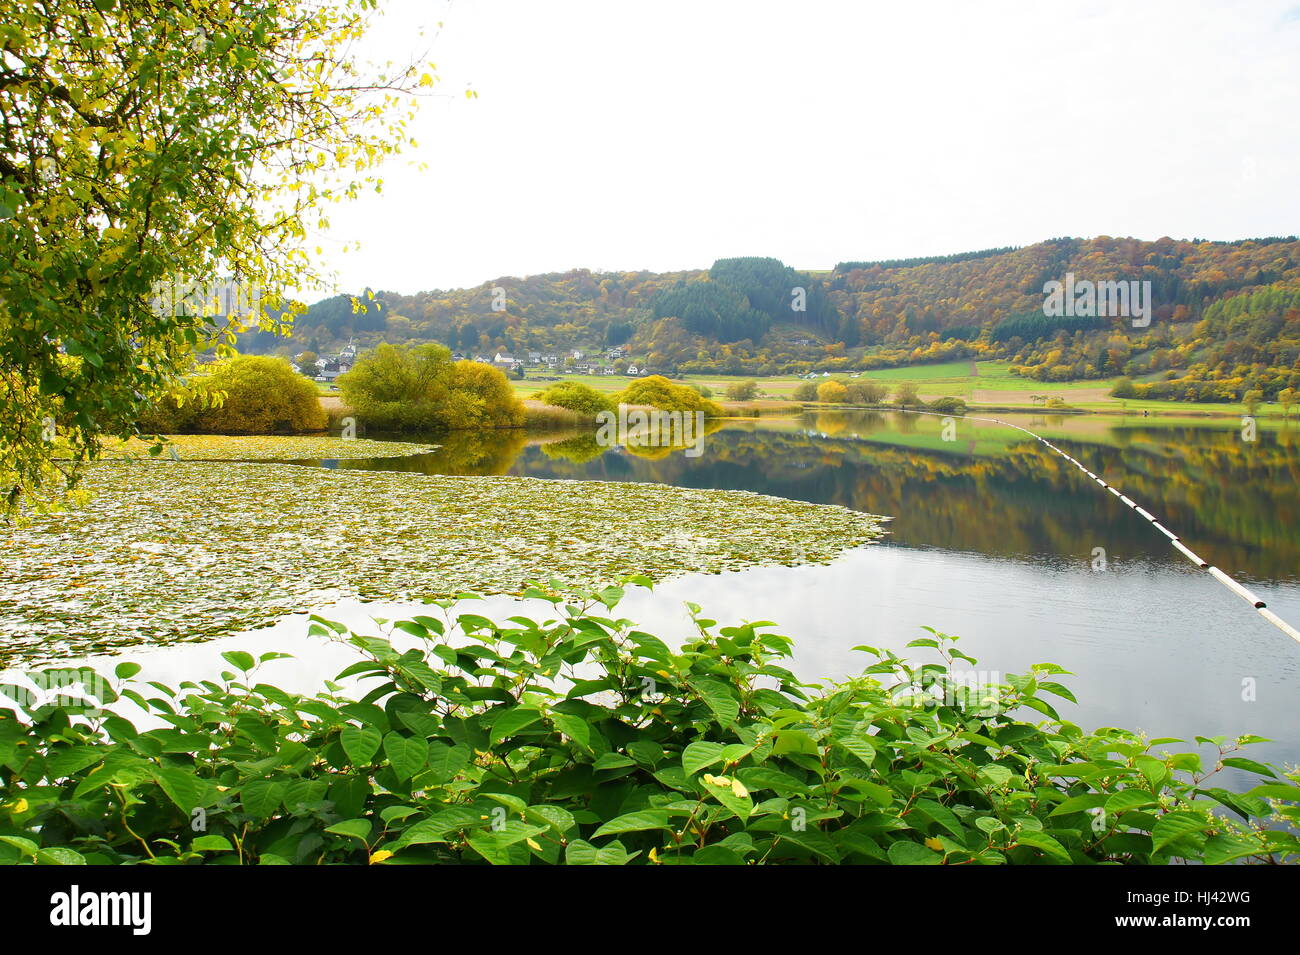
[724,380,759,401]
[1110,377,1137,399]
[615,375,723,416]
[139,356,326,434]
[1,582,1295,865]
[817,380,848,403]
[928,396,968,415]
[844,380,887,405]
[445,361,528,430]
[337,343,524,432]
[793,381,819,402]
[538,381,615,418]
[893,382,921,407]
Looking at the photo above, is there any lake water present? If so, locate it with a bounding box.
[15,410,1300,775]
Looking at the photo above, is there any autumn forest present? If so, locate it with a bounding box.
[251,235,1300,403]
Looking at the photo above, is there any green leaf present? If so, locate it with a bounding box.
[1203,833,1265,865]
[0,836,38,858]
[566,839,636,865]
[341,724,382,766]
[1050,792,1108,816]
[692,844,747,865]
[191,835,234,852]
[36,847,87,865]
[240,778,285,818]
[692,679,740,726]
[682,741,727,776]
[152,766,208,812]
[592,810,671,838]
[490,706,542,744]
[1220,757,1277,778]
[1151,812,1213,853]
[1105,789,1157,813]
[887,841,943,865]
[383,732,429,782]
[836,733,876,766]
[551,713,591,749]
[774,828,840,864]
[423,742,470,783]
[325,819,372,843]
[1014,831,1070,863]
[220,650,256,673]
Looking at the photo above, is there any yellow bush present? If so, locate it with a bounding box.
[190,356,326,434]
[817,380,848,403]
[615,375,723,416]
[139,356,326,434]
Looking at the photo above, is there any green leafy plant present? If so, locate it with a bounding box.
[1,580,1295,865]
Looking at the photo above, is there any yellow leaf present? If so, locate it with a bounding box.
[369,849,394,864]
[11,799,28,813]
[924,837,944,852]
[525,838,541,851]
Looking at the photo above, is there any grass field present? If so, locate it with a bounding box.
[508,363,1287,418]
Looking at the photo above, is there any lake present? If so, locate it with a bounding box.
[8,410,1300,776]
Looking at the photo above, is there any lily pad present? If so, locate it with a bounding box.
[84,434,438,461]
[0,462,884,665]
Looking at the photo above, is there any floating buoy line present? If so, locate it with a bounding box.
[884,408,1300,645]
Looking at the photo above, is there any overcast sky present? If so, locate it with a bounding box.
[315,0,1300,294]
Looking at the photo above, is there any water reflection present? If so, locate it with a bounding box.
[327,411,1300,585]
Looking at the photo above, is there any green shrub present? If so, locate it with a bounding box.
[793,381,819,402]
[845,380,887,405]
[615,375,723,417]
[724,380,759,401]
[929,396,968,415]
[1,582,1294,866]
[1110,377,1137,399]
[337,343,524,432]
[538,381,615,418]
[893,382,921,407]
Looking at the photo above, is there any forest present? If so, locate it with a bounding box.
[250,235,1300,401]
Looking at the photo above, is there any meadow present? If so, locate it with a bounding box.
[512,362,1287,417]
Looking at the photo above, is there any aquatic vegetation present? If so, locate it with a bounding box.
[0,462,882,663]
[1,582,1294,866]
[93,434,440,461]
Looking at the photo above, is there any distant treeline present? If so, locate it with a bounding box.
[244,236,1300,401]
[835,246,1019,271]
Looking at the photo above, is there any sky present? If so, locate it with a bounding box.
[313,0,1300,295]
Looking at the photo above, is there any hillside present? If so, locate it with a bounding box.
[250,236,1300,401]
